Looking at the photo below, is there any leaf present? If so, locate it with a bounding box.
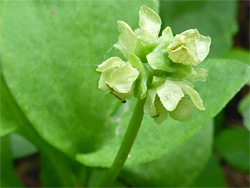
[159,0,238,57]
[238,93,250,131]
[119,121,213,187]
[191,155,226,187]
[224,48,250,65]
[224,48,250,85]
[1,1,249,168]
[214,128,250,174]
[1,0,158,156]
[1,55,78,186]
[0,136,23,187]
[10,134,37,159]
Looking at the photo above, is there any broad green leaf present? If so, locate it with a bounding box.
[239,93,250,131]
[1,0,249,168]
[224,48,250,65]
[160,0,238,57]
[1,0,158,156]
[214,128,250,174]
[224,48,250,85]
[10,134,37,159]
[120,121,213,187]
[191,155,226,187]
[1,58,78,186]
[0,0,157,162]
[39,151,78,187]
[0,136,23,187]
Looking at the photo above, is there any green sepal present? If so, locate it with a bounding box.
[157,26,174,48]
[151,76,167,88]
[154,98,168,125]
[129,53,149,99]
[146,48,176,72]
[144,89,158,117]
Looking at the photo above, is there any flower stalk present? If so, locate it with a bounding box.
[99,99,145,187]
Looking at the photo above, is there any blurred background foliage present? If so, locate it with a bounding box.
[0,0,249,187]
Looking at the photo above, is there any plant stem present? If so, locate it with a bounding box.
[99,99,145,187]
[83,166,91,187]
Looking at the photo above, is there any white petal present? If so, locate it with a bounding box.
[139,5,161,39]
[157,80,184,111]
[96,57,125,72]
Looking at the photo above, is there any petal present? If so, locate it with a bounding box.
[170,96,193,122]
[129,53,148,99]
[176,81,205,110]
[157,80,184,111]
[96,57,125,72]
[168,45,198,65]
[107,86,134,102]
[114,21,138,59]
[107,63,139,93]
[98,68,114,90]
[154,98,168,125]
[180,29,200,39]
[139,5,161,39]
[144,89,157,117]
[194,35,211,63]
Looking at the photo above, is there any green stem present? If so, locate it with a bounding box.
[99,99,145,187]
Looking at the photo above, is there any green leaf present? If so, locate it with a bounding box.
[224,48,250,85]
[120,121,213,187]
[0,136,23,187]
[214,128,250,174]
[10,134,37,159]
[239,93,250,131]
[160,0,238,57]
[1,0,158,156]
[191,155,226,187]
[1,0,249,169]
[224,48,250,65]
[1,57,78,187]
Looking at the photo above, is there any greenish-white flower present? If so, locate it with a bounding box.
[96,57,139,102]
[97,5,211,124]
[144,78,205,124]
[167,29,211,66]
[114,6,161,60]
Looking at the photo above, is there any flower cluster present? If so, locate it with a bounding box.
[96,6,211,124]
